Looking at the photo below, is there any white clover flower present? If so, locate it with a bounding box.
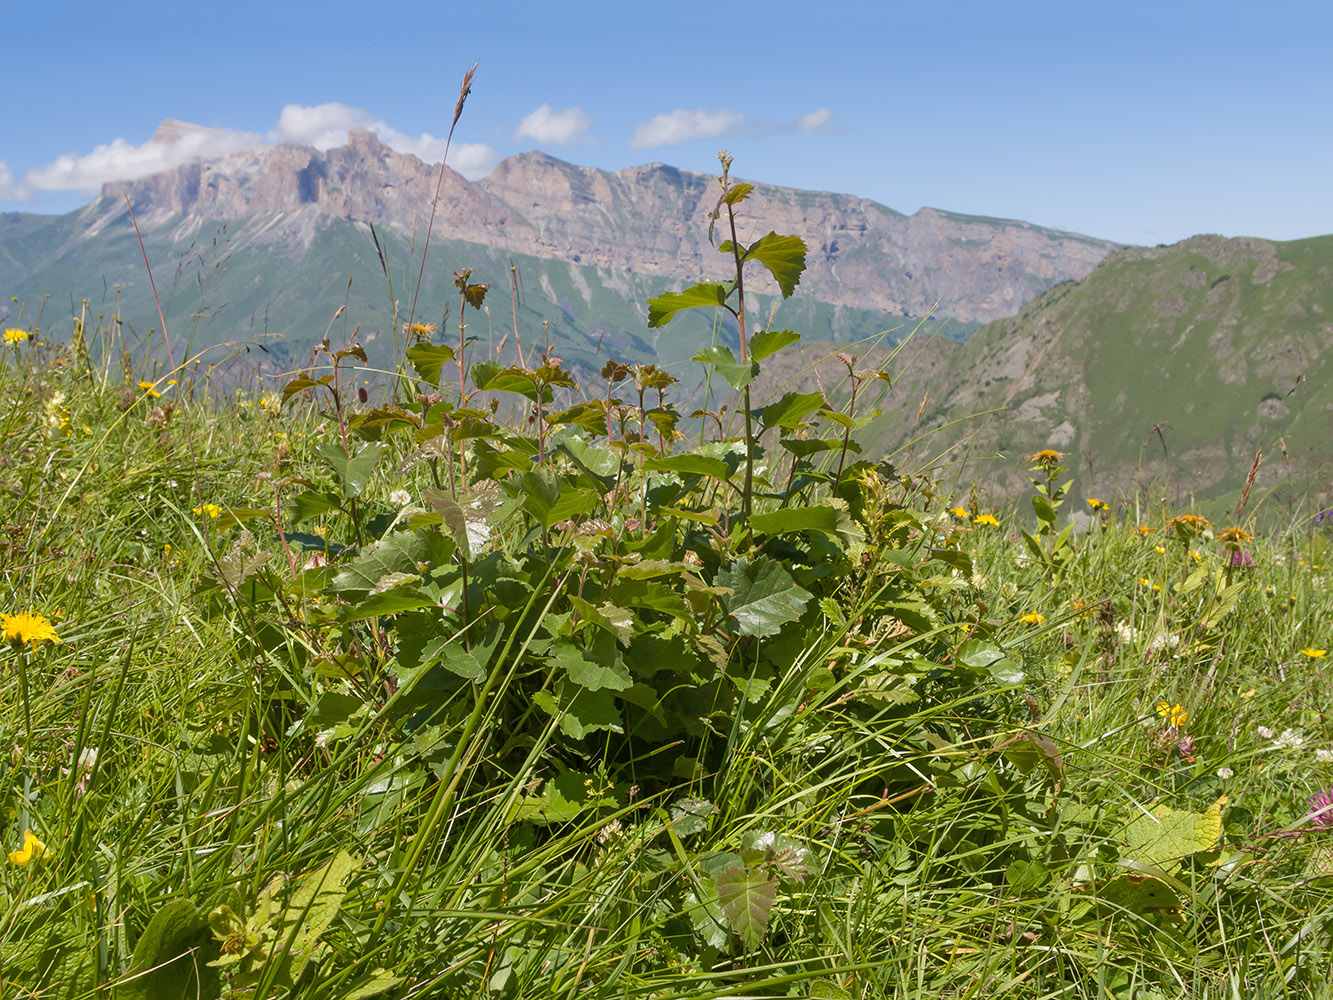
[1000,581,1019,601]
[1257,725,1275,739]
[1147,631,1180,652]
[390,489,412,505]
[1273,728,1306,750]
[1316,749,1333,764]
[970,572,988,589]
[1115,622,1140,645]
[1015,552,1031,568]
[1216,766,1234,779]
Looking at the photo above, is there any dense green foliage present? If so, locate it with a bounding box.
[2,152,1332,1000]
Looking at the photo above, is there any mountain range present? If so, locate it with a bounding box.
[0,121,1115,375]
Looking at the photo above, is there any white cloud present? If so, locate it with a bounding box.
[795,108,834,132]
[6,125,258,200]
[630,109,744,149]
[0,103,499,204]
[514,105,594,145]
[270,102,498,178]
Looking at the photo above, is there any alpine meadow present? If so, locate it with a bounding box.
[3,65,1333,1000]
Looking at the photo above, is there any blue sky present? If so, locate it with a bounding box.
[3,0,1329,246]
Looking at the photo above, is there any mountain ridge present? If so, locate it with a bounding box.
[98,125,1119,327]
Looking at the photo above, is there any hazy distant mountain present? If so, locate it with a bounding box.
[0,123,1118,377]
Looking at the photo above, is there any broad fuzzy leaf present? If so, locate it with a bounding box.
[692,346,759,391]
[724,232,807,299]
[748,328,800,361]
[647,282,729,328]
[715,865,778,948]
[405,343,456,387]
[755,391,826,431]
[718,556,814,637]
[1123,796,1226,868]
[548,635,631,692]
[316,440,382,499]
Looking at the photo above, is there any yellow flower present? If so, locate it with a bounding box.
[1190,549,1202,563]
[1019,613,1046,624]
[405,321,437,339]
[1137,525,1153,535]
[949,506,970,520]
[973,513,1000,526]
[1087,498,1108,511]
[138,381,161,398]
[1156,701,1188,727]
[3,328,30,344]
[1300,648,1328,659]
[2,612,61,649]
[1170,513,1211,535]
[8,830,51,866]
[1218,526,1252,545]
[1137,577,1151,588]
[192,503,223,518]
[1155,545,1166,554]
[1027,449,1063,464]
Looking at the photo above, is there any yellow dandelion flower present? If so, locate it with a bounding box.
[192,503,223,518]
[1170,513,1211,536]
[137,381,161,399]
[3,328,30,344]
[949,506,970,520]
[2,612,61,649]
[973,513,1000,526]
[1190,549,1202,563]
[1019,612,1046,624]
[1218,526,1252,545]
[1137,524,1153,535]
[1300,648,1328,659]
[8,829,51,866]
[1087,498,1108,511]
[1026,449,1064,472]
[405,321,437,339]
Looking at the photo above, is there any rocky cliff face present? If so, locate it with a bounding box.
[104,127,1119,326]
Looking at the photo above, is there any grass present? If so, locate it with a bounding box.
[0,302,1330,999]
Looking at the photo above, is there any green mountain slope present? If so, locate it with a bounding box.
[0,200,965,389]
[863,233,1333,508]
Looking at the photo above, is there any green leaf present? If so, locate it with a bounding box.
[548,635,631,692]
[748,328,800,361]
[405,343,456,387]
[342,970,405,1000]
[1032,493,1056,524]
[755,391,825,431]
[643,453,735,481]
[647,282,729,328]
[281,373,333,404]
[722,182,754,206]
[750,505,862,545]
[120,899,219,1000]
[742,232,807,299]
[779,437,859,458]
[317,440,383,499]
[330,529,449,596]
[956,639,1005,670]
[715,865,778,948]
[669,796,716,838]
[279,850,357,982]
[1097,867,1187,916]
[692,346,759,391]
[517,469,589,529]
[533,685,623,739]
[718,556,814,638]
[1123,797,1226,868]
[289,489,342,525]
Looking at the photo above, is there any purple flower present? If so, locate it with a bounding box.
[1231,549,1253,567]
[1309,787,1333,828]
[1317,508,1330,525]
